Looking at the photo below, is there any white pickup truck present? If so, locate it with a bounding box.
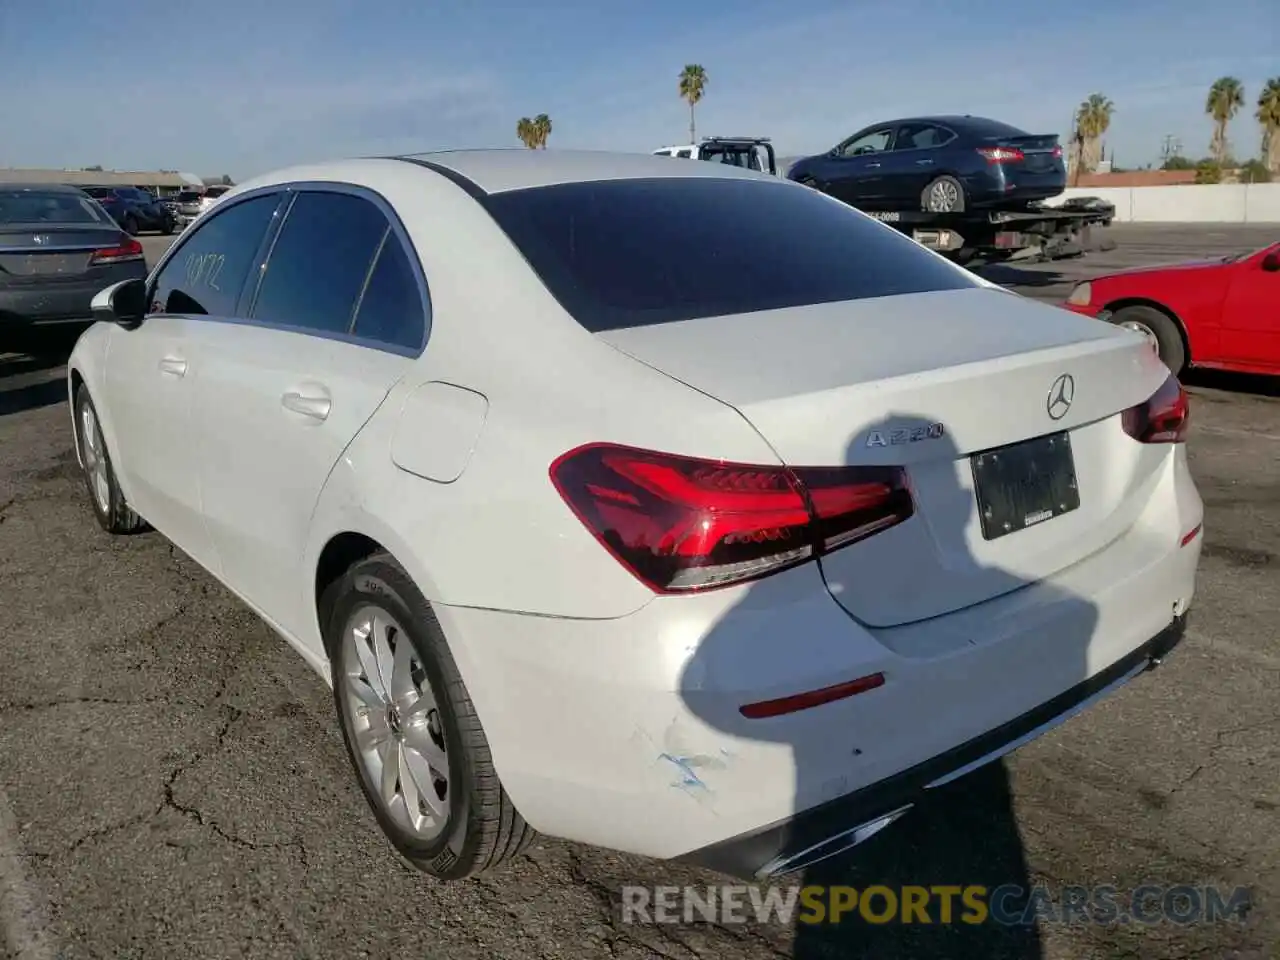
[652,136,778,176]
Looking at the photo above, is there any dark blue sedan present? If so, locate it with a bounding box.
[787,115,1066,214]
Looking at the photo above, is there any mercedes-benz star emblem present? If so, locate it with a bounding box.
[1046,374,1075,420]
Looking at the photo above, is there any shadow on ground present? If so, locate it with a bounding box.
[1183,367,1280,399]
[0,328,80,417]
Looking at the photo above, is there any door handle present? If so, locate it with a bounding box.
[158,357,187,377]
[281,391,331,421]
[866,162,881,169]
[916,159,934,165]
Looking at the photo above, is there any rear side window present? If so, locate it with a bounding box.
[252,191,387,336]
[352,236,426,351]
[149,193,279,317]
[484,177,977,331]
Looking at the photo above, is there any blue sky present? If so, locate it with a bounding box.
[0,0,1273,180]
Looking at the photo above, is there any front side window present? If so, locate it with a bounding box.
[485,176,977,332]
[839,129,892,157]
[149,193,279,317]
[251,190,388,336]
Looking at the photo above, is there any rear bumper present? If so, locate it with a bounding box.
[677,613,1186,879]
[0,262,146,325]
[433,445,1202,868]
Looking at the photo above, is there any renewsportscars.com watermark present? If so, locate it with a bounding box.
[621,884,1253,927]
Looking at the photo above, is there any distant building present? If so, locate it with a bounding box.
[0,167,206,197]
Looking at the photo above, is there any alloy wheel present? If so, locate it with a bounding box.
[340,604,450,841]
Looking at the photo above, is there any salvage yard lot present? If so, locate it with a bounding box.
[0,224,1276,960]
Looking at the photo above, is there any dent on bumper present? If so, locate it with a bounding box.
[675,613,1188,880]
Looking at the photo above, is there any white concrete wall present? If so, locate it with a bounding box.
[1046,183,1280,223]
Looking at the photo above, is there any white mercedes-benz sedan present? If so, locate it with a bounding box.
[67,150,1202,882]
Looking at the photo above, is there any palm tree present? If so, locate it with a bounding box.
[678,65,708,144]
[1206,76,1245,165]
[533,114,552,149]
[1072,94,1114,184]
[1257,77,1280,173]
[516,117,538,149]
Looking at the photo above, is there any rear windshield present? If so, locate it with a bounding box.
[483,177,977,331]
[81,187,114,198]
[176,191,202,202]
[0,190,108,225]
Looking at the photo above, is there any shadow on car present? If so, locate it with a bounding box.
[677,414,1112,959]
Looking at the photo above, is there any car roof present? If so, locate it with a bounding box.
[0,182,90,194]
[398,149,777,194]
[230,151,782,206]
[869,115,1029,135]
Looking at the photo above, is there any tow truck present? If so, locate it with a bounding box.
[858,197,1116,266]
[652,136,1112,265]
[652,136,778,175]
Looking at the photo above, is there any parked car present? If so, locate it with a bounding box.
[787,115,1066,213]
[69,151,1200,883]
[170,185,233,229]
[80,185,176,236]
[652,136,777,174]
[1063,241,1280,376]
[0,183,146,339]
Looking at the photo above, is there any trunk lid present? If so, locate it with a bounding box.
[988,133,1062,173]
[0,225,125,285]
[598,287,1171,627]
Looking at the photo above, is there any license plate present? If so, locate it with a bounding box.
[971,431,1079,541]
[20,253,77,276]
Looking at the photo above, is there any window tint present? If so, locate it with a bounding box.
[352,236,425,351]
[895,124,951,150]
[149,193,278,317]
[485,177,977,332]
[0,191,107,225]
[252,191,387,335]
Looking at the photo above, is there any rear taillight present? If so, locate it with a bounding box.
[1051,144,1063,159]
[549,443,914,593]
[977,146,1025,163]
[1121,373,1189,443]
[88,236,144,265]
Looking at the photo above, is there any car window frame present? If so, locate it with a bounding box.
[144,186,292,321]
[239,182,431,358]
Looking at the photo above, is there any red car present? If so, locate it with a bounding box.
[1062,240,1280,377]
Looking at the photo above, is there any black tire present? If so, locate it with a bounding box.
[123,215,140,236]
[1109,305,1186,375]
[324,552,535,880]
[921,175,966,213]
[161,218,174,236]
[73,385,148,535]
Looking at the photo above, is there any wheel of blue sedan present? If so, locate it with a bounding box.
[922,175,965,213]
[324,552,536,879]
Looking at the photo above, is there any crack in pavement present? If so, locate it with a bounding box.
[1170,712,1280,797]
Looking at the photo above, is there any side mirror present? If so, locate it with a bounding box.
[1262,250,1280,273]
[91,278,147,329]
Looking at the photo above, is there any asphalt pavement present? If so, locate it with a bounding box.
[0,224,1277,960]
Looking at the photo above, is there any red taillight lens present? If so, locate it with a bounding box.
[1121,373,1189,443]
[549,443,914,593]
[89,235,144,265]
[1051,144,1063,159]
[977,146,1025,163]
